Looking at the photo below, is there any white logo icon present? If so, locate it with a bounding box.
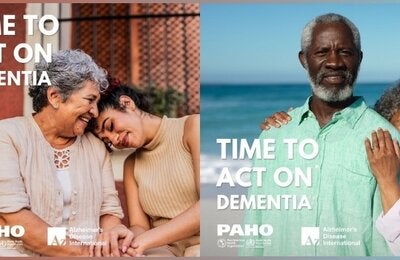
[217,239,226,248]
[47,227,67,246]
[301,227,320,246]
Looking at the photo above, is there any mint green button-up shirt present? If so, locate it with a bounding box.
[240,97,399,256]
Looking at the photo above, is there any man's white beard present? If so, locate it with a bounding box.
[304,60,356,102]
[309,79,353,102]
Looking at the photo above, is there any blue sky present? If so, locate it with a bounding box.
[201,3,400,84]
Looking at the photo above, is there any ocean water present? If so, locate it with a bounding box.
[200,83,392,185]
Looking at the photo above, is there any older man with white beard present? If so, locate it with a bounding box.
[239,13,400,256]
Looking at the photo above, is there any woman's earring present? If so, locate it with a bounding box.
[53,103,59,109]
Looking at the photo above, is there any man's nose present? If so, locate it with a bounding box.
[325,51,345,69]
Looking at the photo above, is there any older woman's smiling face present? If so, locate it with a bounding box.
[56,81,100,137]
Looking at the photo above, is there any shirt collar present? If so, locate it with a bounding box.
[297,96,368,129]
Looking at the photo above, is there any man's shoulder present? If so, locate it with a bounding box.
[287,105,305,118]
[258,106,304,139]
[359,107,399,137]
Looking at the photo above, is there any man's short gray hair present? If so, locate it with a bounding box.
[301,13,361,54]
[374,83,400,121]
[29,49,109,112]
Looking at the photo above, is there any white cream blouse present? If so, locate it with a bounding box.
[0,115,123,255]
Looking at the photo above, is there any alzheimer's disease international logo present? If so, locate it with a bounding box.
[47,227,67,246]
[301,227,320,246]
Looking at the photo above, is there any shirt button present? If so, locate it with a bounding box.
[73,190,78,195]
[72,211,77,215]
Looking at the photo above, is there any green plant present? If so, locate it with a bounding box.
[143,85,185,117]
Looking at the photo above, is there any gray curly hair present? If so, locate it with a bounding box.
[374,83,400,121]
[29,49,109,112]
[301,13,361,54]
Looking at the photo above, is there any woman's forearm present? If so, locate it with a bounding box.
[378,180,400,214]
[133,201,200,252]
[1,209,89,256]
[100,214,122,230]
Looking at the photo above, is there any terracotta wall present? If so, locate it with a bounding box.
[0,4,26,119]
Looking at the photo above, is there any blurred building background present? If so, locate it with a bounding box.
[0,3,199,186]
[68,3,200,117]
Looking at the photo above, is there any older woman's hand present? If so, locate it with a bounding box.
[365,129,400,183]
[91,224,134,257]
[365,128,400,214]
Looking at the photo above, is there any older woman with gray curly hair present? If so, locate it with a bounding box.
[374,83,400,130]
[366,83,400,256]
[0,49,133,256]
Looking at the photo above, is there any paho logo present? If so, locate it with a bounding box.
[217,224,273,237]
[0,225,25,238]
[47,227,67,246]
[301,227,320,246]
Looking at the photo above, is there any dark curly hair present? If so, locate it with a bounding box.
[87,77,151,134]
[97,76,151,114]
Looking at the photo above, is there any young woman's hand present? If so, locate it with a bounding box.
[92,223,134,257]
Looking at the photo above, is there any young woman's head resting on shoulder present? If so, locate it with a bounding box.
[89,80,155,151]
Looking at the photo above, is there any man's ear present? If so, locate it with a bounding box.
[47,86,61,109]
[298,51,307,69]
[119,95,136,110]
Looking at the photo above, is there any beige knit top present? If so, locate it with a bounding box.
[134,116,198,228]
[0,115,123,256]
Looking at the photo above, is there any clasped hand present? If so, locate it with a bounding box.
[90,224,134,257]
